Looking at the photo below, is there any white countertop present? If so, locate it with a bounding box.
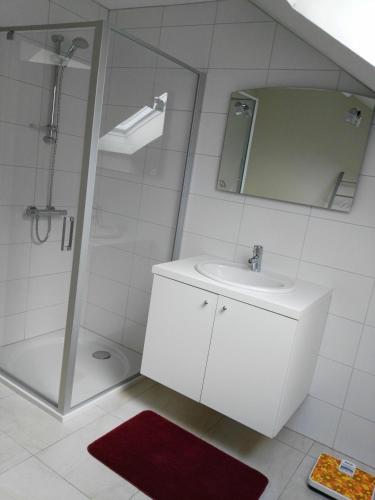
[152,255,332,320]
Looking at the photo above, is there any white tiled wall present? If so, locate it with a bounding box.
[112,0,375,467]
[0,0,107,347]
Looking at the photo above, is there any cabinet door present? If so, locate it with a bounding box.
[201,296,297,436]
[141,276,218,401]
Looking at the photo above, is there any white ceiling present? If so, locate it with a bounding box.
[97,0,215,9]
[253,0,375,91]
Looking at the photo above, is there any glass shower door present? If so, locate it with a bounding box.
[70,27,200,407]
[0,24,96,406]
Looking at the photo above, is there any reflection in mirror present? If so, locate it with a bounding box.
[218,88,374,212]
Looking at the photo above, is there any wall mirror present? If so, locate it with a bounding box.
[217,87,374,212]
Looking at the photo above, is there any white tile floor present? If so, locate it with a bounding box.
[0,377,373,499]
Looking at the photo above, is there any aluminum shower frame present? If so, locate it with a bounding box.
[0,20,205,417]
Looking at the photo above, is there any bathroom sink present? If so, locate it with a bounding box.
[195,261,294,293]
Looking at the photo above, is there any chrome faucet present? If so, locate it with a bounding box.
[248,245,263,272]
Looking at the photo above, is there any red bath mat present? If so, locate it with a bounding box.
[88,410,268,500]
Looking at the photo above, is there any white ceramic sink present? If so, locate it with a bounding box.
[195,261,294,293]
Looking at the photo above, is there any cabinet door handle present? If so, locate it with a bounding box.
[203,300,208,306]
[222,306,228,311]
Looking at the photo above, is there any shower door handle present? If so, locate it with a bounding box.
[61,216,74,251]
[61,216,67,251]
[67,217,74,251]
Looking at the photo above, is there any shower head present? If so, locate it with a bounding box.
[65,37,89,59]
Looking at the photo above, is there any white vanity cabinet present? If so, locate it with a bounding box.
[141,276,218,401]
[201,296,296,436]
[141,257,331,438]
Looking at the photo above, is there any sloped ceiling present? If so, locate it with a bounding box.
[252,0,375,92]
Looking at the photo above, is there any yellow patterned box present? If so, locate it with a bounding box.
[308,453,375,500]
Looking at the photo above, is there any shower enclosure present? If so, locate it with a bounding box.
[0,20,203,417]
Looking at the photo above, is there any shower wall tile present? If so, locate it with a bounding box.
[61,67,91,100]
[0,279,28,317]
[126,288,151,325]
[139,185,180,228]
[25,302,68,339]
[40,91,87,139]
[35,169,81,208]
[0,244,30,282]
[0,123,39,168]
[29,242,72,277]
[0,207,31,245]
[92,209,137,254]
[54,94,88,138]
[87,274,129,316]
[0,166,36,206]
[134,221,175,261]
[143,148,186,191]
[91,246,133,285]
[84,304,123,344]
[113,0,375,467]
[0,76,42,127]
[38,134,84,173]
[95,176,142,219]
[1,40,45,87]
[0,313,25,346]
[130,254,159,294]
[122,318,146,353]
[27,273,70,311]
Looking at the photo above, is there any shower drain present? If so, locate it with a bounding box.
[92,351,111,360]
